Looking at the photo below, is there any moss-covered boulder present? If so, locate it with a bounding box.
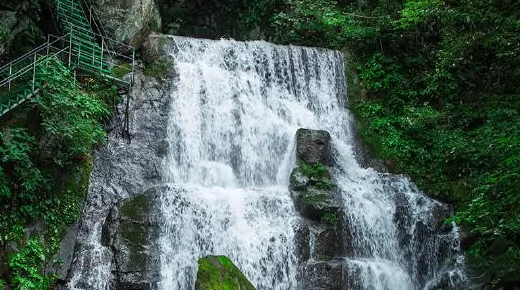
[290,128,348,287]
[195,255,256,290]
[290,162,340,222]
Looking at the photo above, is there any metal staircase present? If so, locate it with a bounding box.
[0,0,135,118]
[0,34,71,116]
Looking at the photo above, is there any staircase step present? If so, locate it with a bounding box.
[56,4,85,15]
[77,59,111,71]
[70,33,98,42]
[77,60,111,74]
[76,55,108,67]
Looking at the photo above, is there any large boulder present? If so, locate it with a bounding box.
[290,128,348,287]
[295,129,332,165]
[195,255,256,290]
[289,164,340,222]
[92,0,161,47]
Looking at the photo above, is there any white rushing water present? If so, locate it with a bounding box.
[158,36,465,290]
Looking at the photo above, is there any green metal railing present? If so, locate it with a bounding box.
[0,0,135,118]
[0,34,71,116]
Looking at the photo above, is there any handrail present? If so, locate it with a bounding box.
[1,0,136,119]
[0,34,70,72]
[0,47,70,87]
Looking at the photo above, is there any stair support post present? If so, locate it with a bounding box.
[68,28,73,68]
[32,53,36,92]
[46,34,50,57]
[89,5,93,28]
[131,48,135,87]
[8,64,11,91]
[100,37,104,74]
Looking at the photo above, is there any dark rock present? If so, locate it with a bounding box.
[289,167,310,191]
[99,188,163,290]
[293,186,341,222]
[0,3,44,59]
[298,260,344,290]
[114,194,151,279]
[295,129,332,165]
[290,128,348,288]
[314,228,345,259]
[459,226,478,251]
[46,222,79,281]
[64,61,173,287]
[195,255,256,290]
[295,224,310,262]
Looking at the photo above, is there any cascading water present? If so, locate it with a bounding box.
[157,36,466,290]
[65,35,466,290]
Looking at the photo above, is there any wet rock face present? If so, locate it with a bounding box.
[0,1,44,59]
[298,261,344,290]
[195,256,256,290]
[58,38,174,289]
[295,129,332,165]
[101,188,163,290]
[92,0,161,47]
[290,128,347,289]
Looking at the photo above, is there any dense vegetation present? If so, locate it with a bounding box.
[236,0,519,286]
[0,58,114,288]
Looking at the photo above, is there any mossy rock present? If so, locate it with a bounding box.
[195,255,256,290]
[300,187,340,221]
[120,194,150,222]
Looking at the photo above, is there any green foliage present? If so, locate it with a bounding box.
[9,237,52,290]
[196,256,256,290]
[255,0,520,285]
[269,0,378,53]
[300,162,327,178]
[0,56,112,288]
[399,0,443,28]
[32,58,109,166]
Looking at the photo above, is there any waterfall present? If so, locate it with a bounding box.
[65,35,466,290]
[157,36,465,289]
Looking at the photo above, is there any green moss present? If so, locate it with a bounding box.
[119,220,147,269]
[111,62,133,78]
[321,211,341,230]
[61,154,93,224]
[195,255,256,290]
[143,56,171,79]
[300,162,328,178]
[313,180,335,190]
[302,192,329,205]
[120,194,150,221]
[119,194,151,270]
